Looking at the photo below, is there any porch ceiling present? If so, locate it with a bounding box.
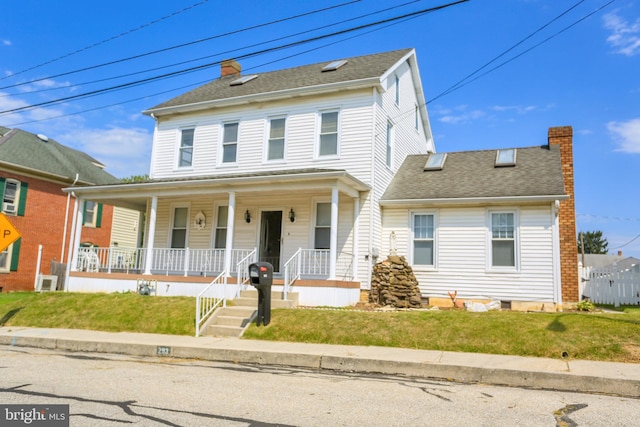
[64,168,370,209]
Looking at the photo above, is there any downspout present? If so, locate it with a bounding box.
[552,200,563,311]
[366,86,378,289]
[61,173,79,262]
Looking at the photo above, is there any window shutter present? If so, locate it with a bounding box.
[96,203,103,228]
[17,181,28,216]
[10,238,21,271]
[0,177,5,203]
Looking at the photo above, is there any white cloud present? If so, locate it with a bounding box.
[492,105,537,114]
[2,40,11,46]
[607,118,640,153]
[58,126,153,178]
[436,105,485,125]
[603,12,640,56]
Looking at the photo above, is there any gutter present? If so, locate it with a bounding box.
[379,194,570,207]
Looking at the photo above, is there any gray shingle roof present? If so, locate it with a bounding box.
[146,49,413,112]
[0,128,119,185]
[382,145,566,202]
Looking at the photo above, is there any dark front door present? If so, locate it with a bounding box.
[259,211,282,272]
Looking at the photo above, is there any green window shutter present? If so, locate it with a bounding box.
[17,181,28,216]
[0,177,5,203]
[10,238,21,271]
[95,203,103,228]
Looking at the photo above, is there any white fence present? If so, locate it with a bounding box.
[581,264,640,306]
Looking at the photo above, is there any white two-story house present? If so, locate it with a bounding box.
[65,48,435,306]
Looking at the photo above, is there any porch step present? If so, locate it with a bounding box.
[238,289,299,308]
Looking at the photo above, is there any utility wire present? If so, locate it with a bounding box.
[0,0,361,91]
[611,234,640,250]
[0,0,468,116]
[427,0,616,104]
[1,0,422,99]
[0,0,210,82]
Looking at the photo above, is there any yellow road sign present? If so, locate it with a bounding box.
[0,213,21,253]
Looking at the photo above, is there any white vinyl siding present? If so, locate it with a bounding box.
[110,207,140,248]
[382,205,556,302]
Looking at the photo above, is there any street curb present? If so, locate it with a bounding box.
[2,333,639,398]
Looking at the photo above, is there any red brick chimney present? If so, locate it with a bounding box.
[548,126,579,304]
[221,59,241,77]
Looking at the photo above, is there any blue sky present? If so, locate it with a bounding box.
[1,0,639,257]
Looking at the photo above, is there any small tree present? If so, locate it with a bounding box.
[578,230,609,254]
[120,174,149,183]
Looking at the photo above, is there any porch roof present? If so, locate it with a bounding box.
[64,168,370,210]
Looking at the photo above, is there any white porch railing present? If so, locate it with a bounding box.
[581,265,640,307]
[235,248,257,296]
[195,272,227,337]
[77,246,145,274]
[283,249,354,299]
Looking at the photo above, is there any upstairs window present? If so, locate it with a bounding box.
[178,128,194,168]
[1,178,27,216]
[222,122,238,164]
[318,111,339,157]
[267,118,286,161]
[491,212,516,268]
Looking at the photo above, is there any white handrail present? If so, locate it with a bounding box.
[195,271,227,337]
[235,247,257,296]
[283,248,302,299]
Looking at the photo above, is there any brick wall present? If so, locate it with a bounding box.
[1,171,113,291]
[548,126,579,303]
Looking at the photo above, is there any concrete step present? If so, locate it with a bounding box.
[206,324,245,337]
[238,290,299,307]
[215,315,255,327]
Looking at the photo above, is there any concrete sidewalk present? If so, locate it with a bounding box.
[1,326,639,398]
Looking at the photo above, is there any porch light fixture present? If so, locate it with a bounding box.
[244,210,251,223]
[289,208,296,222]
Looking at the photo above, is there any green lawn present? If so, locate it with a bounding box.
[1,292,639,363]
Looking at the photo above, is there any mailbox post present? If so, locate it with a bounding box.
[248,262,273,326]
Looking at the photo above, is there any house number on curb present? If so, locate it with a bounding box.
[157,346,171,356]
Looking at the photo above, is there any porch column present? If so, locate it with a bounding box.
[329,187,338,280]
[224,192,236,276]
[69,197,84,271]
[143,196,158,275]
[352,196,360,281]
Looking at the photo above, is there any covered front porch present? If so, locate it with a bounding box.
[64,169,370,307]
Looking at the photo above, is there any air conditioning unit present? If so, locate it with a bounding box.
[3,203,17,215]
[36,275,58,292]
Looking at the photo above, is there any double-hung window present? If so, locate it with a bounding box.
[412,214,435,266]
[178,128,194,168]
[267,118,286,161]
[171,207,189,249]
[222,122,238,164]
[214,205,228,249]
[490,212,516,268]
[318,111,338,157]
[314,202,331,249]
[83,201,102,227]
[1,178,27,216]
[0,246,12,272]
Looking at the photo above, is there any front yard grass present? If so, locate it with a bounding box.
[1,292,639,363]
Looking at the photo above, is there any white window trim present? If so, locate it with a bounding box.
[410,211,438,270]
[169,203,191,249]
[218,121,239,167]
[0,243,12,273]
[212,203,228,249]
[315,109,341,160]
[263,116,287,164]
[2,178,20,216]
[486,209,520,272]
[176,127,195,170]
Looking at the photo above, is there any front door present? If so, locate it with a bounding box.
[259,211,282,272]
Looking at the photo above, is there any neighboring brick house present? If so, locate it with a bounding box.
[0,126,119,291]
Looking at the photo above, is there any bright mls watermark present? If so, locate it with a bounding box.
[1,405,69,426]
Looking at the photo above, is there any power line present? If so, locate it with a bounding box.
[611,234,640,250]
[427,0,616,104]
[0,0,469,117]
[0,1,210,82]
[0,0,361,92]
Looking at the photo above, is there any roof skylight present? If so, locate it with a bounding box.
[321,59,348,72]
[495,149,516,167]
[424,152,447,170]
[230,74,258,86]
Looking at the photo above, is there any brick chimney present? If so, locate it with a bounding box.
[221,59,241,77]
[548,126,579,304]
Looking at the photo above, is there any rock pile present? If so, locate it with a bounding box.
[369,255,422,308]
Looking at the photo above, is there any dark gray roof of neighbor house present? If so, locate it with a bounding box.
[146,49,413,112]
[603,257,640,272]
[381,145,567,202]
[0,127,119,185]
